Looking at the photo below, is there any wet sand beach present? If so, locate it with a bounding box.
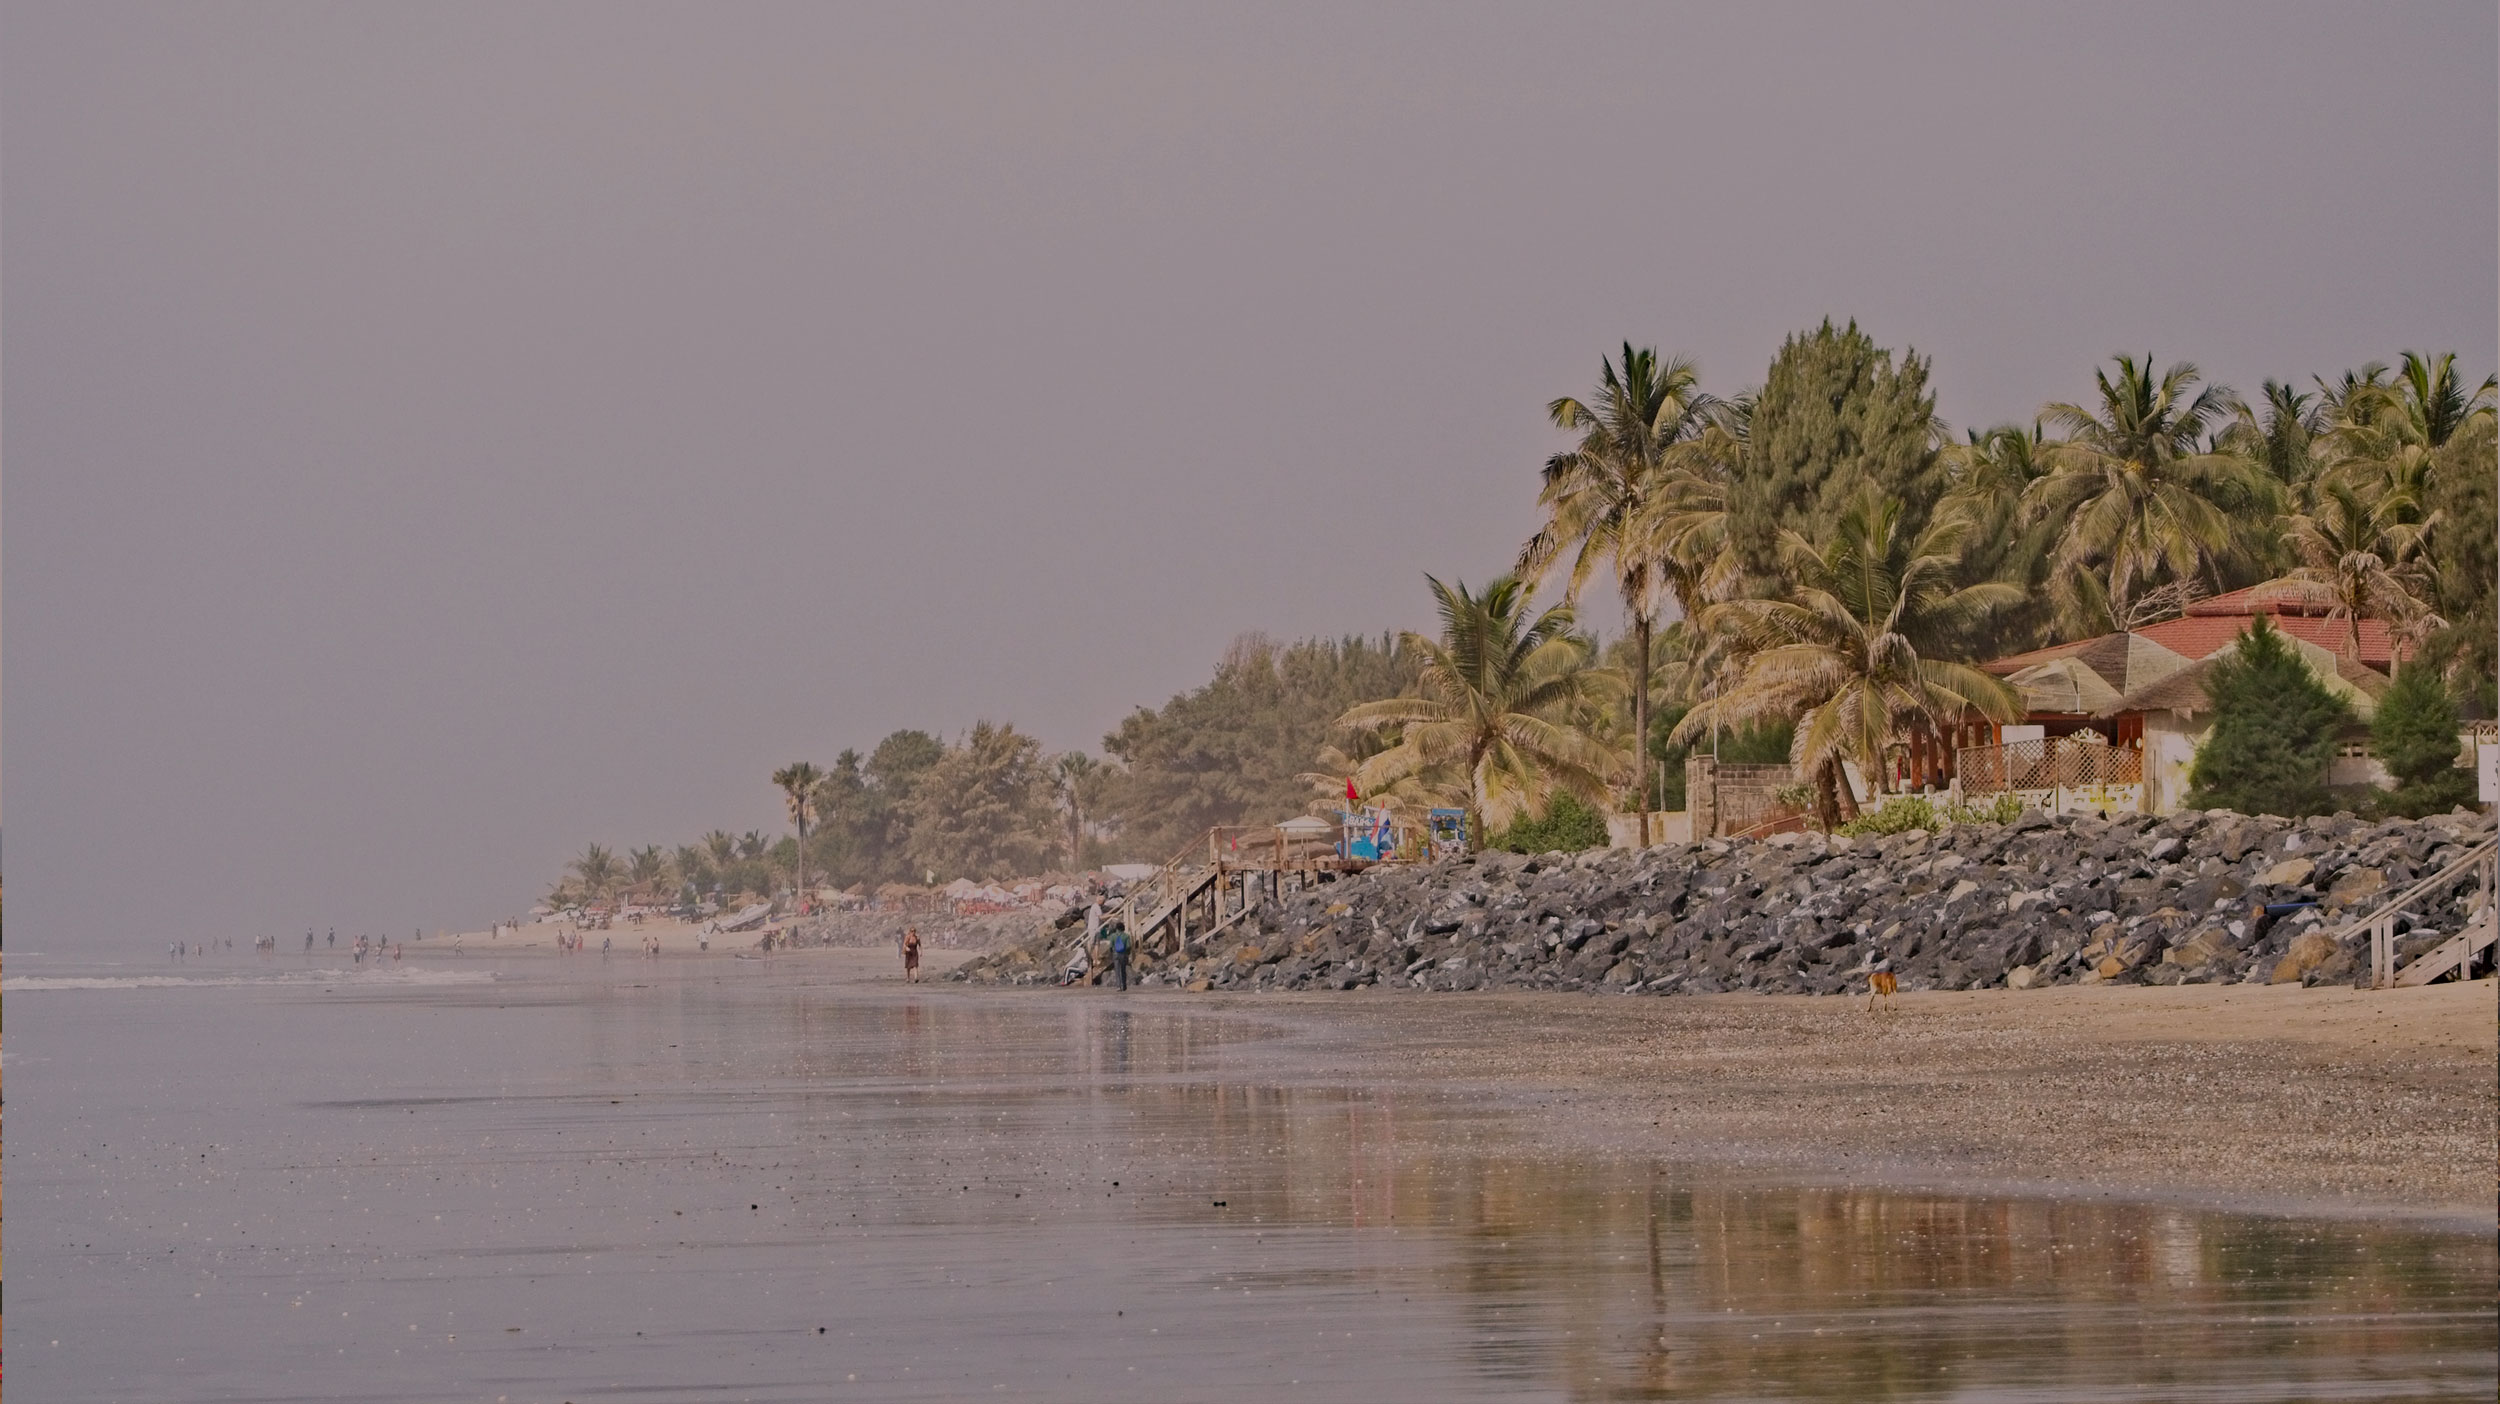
[8,950,2492,1401]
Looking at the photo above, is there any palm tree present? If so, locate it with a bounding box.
[1520,344,1716,842]
[703,830,738,867]
[771,761,828,905]
[1338,574,1619,838]
[1673,491,2023,827]
[2027,355,2275,636]
[1050,752,1107,868]
[2284,476,2442,662]
[2223,380,2327,495]
[2390,351,2497,450]
[569,844,621,903]
[626,845,667,897]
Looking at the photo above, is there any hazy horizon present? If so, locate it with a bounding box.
[8,3,2495,943]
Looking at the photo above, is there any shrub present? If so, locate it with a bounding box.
[1837,794,1937,837]
[1489,790,1610,853]
[1942,792,2024,826]
[2371,661,2475,817]
[2186,617,2353,817]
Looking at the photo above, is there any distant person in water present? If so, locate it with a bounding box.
[328,928,336,948]
[305,930,314,951]
[902,927,921,982]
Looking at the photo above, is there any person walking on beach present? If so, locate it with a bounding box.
[902,927,921,983]
[305,930,314,952]
[601,935,611,959]
[1108,924,1131,991]
[327,928,336,949]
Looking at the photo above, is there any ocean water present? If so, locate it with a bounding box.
[8,951,2494,1402]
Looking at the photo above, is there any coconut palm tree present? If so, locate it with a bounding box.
[2027,355,2275,636]
[1338,574,1619,838]
[1050,752,1110,868]
[2284,476,2442,661]
[703,830,738,868]
[627,845,667,898]
[569,844,621,902]
[2390,351,2497,450]
[1673,491,2023,827]
[771,761,828,905]
[2223,380,2328,496]
[1520,345,1716,842]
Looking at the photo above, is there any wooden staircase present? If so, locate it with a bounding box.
[2392,904,2499,987]
[2340,833,2500,989]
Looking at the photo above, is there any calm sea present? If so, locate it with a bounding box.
[8,950,2494,1402]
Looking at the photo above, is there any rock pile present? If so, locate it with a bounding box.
[950,809,2494,995]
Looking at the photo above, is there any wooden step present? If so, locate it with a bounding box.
[2394,907,2499,987]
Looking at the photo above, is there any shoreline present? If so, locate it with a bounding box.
[934,976,2500,1230]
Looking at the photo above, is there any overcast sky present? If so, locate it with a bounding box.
[7,2,2494,946]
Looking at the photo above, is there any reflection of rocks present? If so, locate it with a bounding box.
[954,809,2493,994]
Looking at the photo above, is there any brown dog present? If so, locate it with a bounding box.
[1866,970,1899,1012]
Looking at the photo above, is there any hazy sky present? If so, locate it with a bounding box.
[8,3,2495,945]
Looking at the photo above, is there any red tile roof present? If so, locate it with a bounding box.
[2185,578,2340,617]
[2136,612,2402,668]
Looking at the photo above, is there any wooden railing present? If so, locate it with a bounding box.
[2348,833,2499,988]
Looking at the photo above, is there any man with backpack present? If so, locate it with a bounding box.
[1106,923,1131,991]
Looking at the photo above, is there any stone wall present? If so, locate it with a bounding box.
[950,808,2494,995]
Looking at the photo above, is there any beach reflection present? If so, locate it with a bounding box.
[10,968,2491,1402]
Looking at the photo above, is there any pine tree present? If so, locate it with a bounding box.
[2185,617,2353,817]
[1731,319,1944,590]
[2370,662,2474,817]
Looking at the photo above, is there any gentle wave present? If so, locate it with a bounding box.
[4,968,499,992]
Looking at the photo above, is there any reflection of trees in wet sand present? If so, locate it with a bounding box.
[1069,1084,2492,1400]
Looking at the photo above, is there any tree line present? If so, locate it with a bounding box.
[549,324,2495,904]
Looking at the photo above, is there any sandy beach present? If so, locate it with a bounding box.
[409,928,2499,1220]
[1131,977,2499,1224]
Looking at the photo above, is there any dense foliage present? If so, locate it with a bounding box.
[2370,663,2476,817]
[551,332,2492,900]
[1487,791,1609,853]
[1102,634,1419,860]
[2185,618,2355,818]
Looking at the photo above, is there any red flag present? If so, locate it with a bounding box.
[1345,777,1359,804]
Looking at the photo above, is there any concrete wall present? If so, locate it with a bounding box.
[1605,811,1691,850]
[2143,711,2206,814]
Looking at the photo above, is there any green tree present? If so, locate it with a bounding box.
[771,760,828,901]
[2184,617,2354,817]
[2422,417,2497,712]
[1104,633,1418,858]
[1732,319,1946,591]
[1674,491,2022,827]
[626,845,667,896]
[907,721,1054,880]
[1936,421,2057,656]
[1522,344,1716,841]
[2027,355,2275,634]
[2282,476,2439,662]
[1338,575,1618,837]
[2370,662,2474,817]
[1488,790,1609,854]
[1050,752,1114,868]
[569,844,620,902]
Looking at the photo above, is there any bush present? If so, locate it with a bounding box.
[2371,662,2475,817]
[1490,791,1609,853]
[1837,795,1937,837]
[2186,617,2353,817]
[1942,792,2024,826]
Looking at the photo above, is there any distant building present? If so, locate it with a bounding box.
[1954,578,2398,816]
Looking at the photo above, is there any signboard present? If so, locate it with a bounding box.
[2479,743,2496,803]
